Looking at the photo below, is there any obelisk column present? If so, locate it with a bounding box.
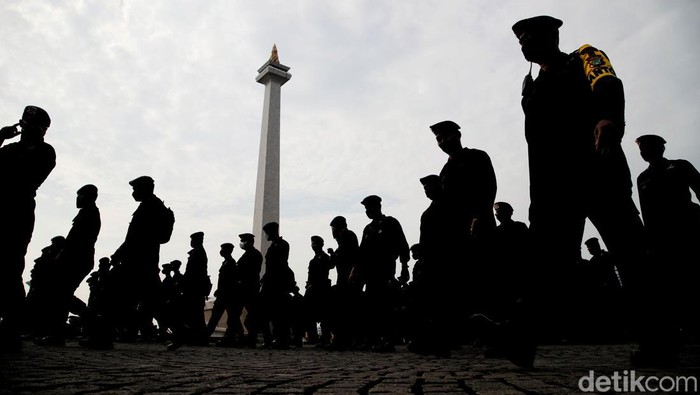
[253,45,291,262]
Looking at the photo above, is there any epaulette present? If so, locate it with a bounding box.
[574,44,618,90]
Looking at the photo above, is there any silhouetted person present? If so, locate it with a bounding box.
[257,222,294,349]
[357,195,410,352]
[167,231,210,350]
[326,216,361,350]
[235,233,262,348]
[509,16,645,364]
[572,237,625,343]
[490,202,531,319]
[429,120,498,341]
[35,184,101,346]
[304,235,332,345]
[408,175,454,357]
[0,105,55,351]
[207,243,241,346]
[81,176,170,350]
[24,236,65,338]
[158,261,180,340]
[632,134,700,366]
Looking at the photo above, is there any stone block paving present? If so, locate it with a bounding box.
[1,342,698,394]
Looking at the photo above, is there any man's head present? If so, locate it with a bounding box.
[220,242,234,257]
[239,233,255,250]
[19,105,51,140]
[419,174,442,201]
[262,222,279,241]
[361,195,383,220]
[170,259,182,272]
[162,262,173,275]
[410,243,423,260]
[98,257,111,270]
[129,176,155,202]
[330,216,347,239]
[635,134,666,164]
[494,201,514,223]
[190,231,204,247]
[585,237,602,255]
[76,184,98,209]
[311,235,324,252]
[512,15,562,64]
[430,120,463,156]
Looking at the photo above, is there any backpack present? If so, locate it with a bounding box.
[156,202,175,244]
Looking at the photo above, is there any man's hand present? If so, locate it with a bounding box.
[398,265,410,285]
[0,123,20,140]
[594,119,622,155]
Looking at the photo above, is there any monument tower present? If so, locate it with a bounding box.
[253,45,292,258]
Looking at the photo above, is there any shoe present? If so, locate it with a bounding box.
[370,341,396,353]
[79,338,114,350]
[166,341,183,351]
[216,337,238,348]
[271,340,289,350]
[34,336,65,347]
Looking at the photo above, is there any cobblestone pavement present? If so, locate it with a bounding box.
[1,341,699,394]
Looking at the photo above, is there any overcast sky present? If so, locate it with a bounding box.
[2,0,698,303]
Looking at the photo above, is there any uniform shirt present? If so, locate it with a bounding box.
[237,248,263,291]
[307,251,332,288]
[0,138,56,203]
[330,229,359,286]
[638,158,700,238]
[183,246,209,296]
[359,215,409,282]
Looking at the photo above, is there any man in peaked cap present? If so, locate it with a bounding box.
[633,134,700,366]
[235,232,263,348]
[0,106,56,351]
[326,215,361,350]
[358,195,409,352]
[510,14,646,367]
[35,184,102,346]
[256,222,294,349]
[429,120,497,239]
[168,231,209,350]
[429,119,497,345]
[81,176,171,350]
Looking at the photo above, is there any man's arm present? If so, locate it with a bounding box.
[578,44,626,154]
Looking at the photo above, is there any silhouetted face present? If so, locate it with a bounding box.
[518,29,559,64]
[131,186,145,202]
[76,191,87,209]
[311,239,323,252]
[637,143,665,163]
[435,130,462,156]
[18,118,47,141]
[494,206,513,223]
[190,237,203,248]
[331,225,341,239]
[220,246,233,257]
[423,182,442,201]
[586,243,601,256]
[364,204,382,220]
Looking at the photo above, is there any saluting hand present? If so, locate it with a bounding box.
[0,123,20,140]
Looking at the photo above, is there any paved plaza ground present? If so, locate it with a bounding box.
[1,341,699,394]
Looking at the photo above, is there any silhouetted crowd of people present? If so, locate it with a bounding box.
[1,14,699,370]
